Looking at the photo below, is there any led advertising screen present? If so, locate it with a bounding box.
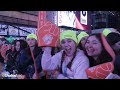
[76,11,91,31]
[58,11,76,28]
[58,11,91,31]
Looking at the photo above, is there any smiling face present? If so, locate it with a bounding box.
[27,38,36,47]
[85,35,103,59]
[15,41,20,51]
[61,38,76,56]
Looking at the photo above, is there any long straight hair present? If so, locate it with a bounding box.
[85,33,112,67]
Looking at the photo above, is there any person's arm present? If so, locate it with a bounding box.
[73,57,89,79]
[53,56,89,79]
[41,47,61,71]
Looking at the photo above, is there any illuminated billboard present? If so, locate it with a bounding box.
[57,11,91,31]
[76,11,91,30]
[58,11,76,28]
[80,11,87,25]
[37,11,91,31]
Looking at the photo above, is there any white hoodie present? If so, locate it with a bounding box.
[41,47,89,79]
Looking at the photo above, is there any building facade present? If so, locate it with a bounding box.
[0,11,38,38]
[91,11,120,32]
[0,11,92,38]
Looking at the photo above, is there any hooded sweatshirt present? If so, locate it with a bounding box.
[41,47,89,79]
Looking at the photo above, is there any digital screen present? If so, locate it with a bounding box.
[57,11,91,31]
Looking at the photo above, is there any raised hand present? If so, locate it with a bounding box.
[37,21,60,47]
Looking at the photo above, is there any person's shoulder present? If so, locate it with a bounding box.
[76,49,86,56]
[76,49,89,61]
[20,49,26,53]
[19,48,28,55]
[37,47,42,51]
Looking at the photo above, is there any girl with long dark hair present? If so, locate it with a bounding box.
[85,33,112,67]
[5,40,28,74]
[85,33,120,79]
[17,34,43,79]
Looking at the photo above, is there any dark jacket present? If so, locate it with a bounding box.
[16,46,43,79]
[5,49,16,74]
[113,55,120,76]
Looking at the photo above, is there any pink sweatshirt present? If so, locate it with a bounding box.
[41,47,89,79]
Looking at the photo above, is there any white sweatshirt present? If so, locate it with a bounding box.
[41,47,89,79]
